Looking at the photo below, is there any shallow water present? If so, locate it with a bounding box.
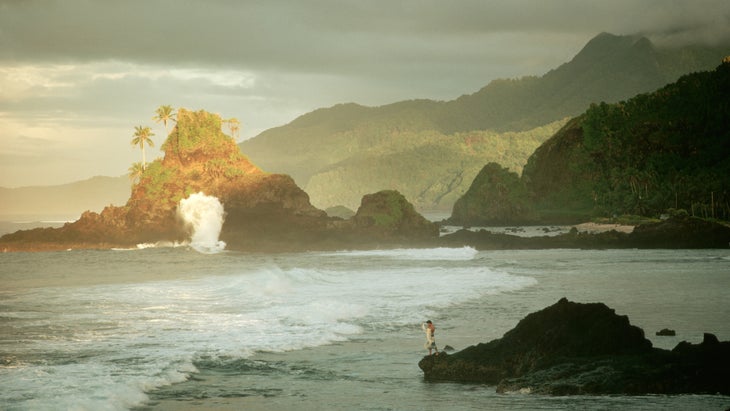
[1,247,729,410]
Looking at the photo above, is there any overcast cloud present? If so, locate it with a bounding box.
[1,0,729,187]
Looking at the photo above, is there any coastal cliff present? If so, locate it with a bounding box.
[2,107,728,252]
[449,62,730,226]
[0,109,437,252]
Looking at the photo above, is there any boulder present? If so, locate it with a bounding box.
[419,298,730,395]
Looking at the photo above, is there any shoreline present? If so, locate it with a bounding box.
[137,293,498,410]
[573,222,635,234]
[135,247,730,410]
[3,215,729,253]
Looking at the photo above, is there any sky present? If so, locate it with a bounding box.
[1,0,729,187]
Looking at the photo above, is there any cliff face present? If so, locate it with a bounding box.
[102,108,328,245]
[446,162,538,226]
[0,109,316,248]
[455,61,730,224]
[122,109,297,237]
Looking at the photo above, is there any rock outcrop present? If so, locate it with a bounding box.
[419,298,730,395]
[352,190,438,241]
[0,109,439,252]
[439,216,730,249]
[445,162,537,226]
[2,109,727,252]
[628,215,730,248]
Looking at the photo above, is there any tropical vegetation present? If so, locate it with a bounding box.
[240,33,728,212]
[130,125,154,170]
[153,105,176,133]
[303,121,566,211]
[127,107,249,203]
[522,61,730,222]
[125,108,261,226]
[447,162,536,225]
[224,118,241,139]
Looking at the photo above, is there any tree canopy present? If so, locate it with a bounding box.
[523,62,730,222]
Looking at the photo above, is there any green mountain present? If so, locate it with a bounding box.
[302,122,564,213]
[519,61,730,222]
[240,32,729,212]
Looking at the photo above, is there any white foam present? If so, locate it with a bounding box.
[111,241,187,251]
[0,248,536,409]
[327,246,479,261]
[178,192,226,254]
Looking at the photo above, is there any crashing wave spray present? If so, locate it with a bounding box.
[178,192,227,253]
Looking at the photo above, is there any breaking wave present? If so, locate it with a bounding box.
[178,192,226,254]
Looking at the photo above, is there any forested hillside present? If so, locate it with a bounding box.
[304,121,565,211]
[522,61,730,222]
[241,33,728,212]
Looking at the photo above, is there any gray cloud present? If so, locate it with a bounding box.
[4,1,728,69]
[1,0,729,187]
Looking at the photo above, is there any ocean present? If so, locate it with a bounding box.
[1,245,729,410]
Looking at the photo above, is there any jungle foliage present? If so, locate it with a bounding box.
[447,163,537,225]
[523,62,730,221]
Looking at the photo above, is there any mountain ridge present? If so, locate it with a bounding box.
[449,61,730,225]
[240,32,729,212]
[5,32,728,218]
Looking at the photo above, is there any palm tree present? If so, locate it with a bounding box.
[153,105,176,135]
[128,162,144,185]
[131,125,155,170]
[224,117,241,139]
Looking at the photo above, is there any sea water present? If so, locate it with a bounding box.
[1,247,729,410]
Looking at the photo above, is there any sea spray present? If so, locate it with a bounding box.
[178,192,227,253]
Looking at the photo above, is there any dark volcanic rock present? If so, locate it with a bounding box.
[438,216,730,250]
[628,215,730,248]
[419,298,730,395]
[0,110,439,252]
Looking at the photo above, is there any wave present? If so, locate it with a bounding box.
[111,241,189,251]
[0,248,534,409]
[326,246,479,261]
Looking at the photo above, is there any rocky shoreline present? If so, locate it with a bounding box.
[2,109,728,253]
[419,298,730,395]
[439,215,730,250]
[2,213,730,252]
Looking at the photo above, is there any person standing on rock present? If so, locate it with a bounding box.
[422,320,439,356]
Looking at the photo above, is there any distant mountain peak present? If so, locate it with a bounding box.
[570,32,655,65]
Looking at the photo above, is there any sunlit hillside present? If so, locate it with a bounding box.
[241,33,729,212]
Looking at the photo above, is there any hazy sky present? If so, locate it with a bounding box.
[1,0,729,187]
